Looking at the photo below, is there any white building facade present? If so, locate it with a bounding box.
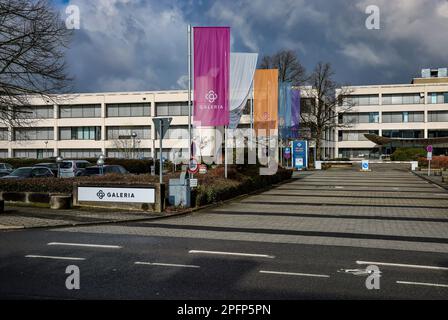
[336,69,448,159]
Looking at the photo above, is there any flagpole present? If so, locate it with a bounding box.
[224,125,228,179]
[187,24,192,178]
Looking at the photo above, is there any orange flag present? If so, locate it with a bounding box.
[254,69,278,136]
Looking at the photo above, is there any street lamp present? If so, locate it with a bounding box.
[97,154,106,175]
[56,156,63,178]
[131,132,137,159]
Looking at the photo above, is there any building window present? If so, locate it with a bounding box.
[155,102,190,116]
[0,150,8,158]
[59,104,101,118]
[338,130,379,141]
[339,148,379,159]
[0,128,8,141]
[106,149,151,159]
[428,111,448,122]
[14,127,53,141]
[13,149,54,159]
[428,92,448,104]
[339,112,379,124]
[59,149,102,159]
[59,127,101,140]
[428,130,448,138]
[106,126,151,140]
[382,112,424,123]
[382,94,423,105]
[340,95,379,106]
[382,130,424,139]
[16,105,53,119]
[106,103,150,117]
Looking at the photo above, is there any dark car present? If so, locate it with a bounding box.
[77,165,129,176]
[0,163,13,176]
[1,167,54,179]
[33,163,59,176]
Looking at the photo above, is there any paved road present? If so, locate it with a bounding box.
[1,165,447,299]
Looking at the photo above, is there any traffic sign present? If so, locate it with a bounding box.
[284,147,291,159]
[152,117,172,139]
[426,145,433,153]
[188,158,199,174]
[427,152,432,160]
[361,160,369,171]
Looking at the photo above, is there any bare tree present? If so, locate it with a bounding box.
[259,49,307,85]
[0,0,72,127]
[301,62,354,160]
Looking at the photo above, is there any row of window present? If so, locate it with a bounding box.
[339,130,448,142]
[341,92,448,106]
[339,111,448,124]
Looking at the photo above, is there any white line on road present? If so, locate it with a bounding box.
[356,260,448,271]
[189,250,275,259]
[135,262,200,269]
[259,270,330,278]
[25,255,85,261]
[47,242,122,249]
[396,281,448,288]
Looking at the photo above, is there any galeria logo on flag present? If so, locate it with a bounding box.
[206,90,218,103]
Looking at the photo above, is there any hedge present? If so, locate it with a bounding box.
[390,148,426,161]
[418,155,448,169]
[193,166,293,207]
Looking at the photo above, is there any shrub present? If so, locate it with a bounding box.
[418,155,448,169]
[390,148,426,161]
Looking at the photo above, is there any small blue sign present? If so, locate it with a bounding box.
[361,160,369,171]
[284,147,291,159]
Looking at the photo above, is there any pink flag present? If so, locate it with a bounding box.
[193,27,230,126]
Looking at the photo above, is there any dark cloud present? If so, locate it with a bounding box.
[60,0,448,92]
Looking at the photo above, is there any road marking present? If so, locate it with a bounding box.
[259,270,330,278]
[135,262,200,269]
[189,250,275,259]
[396,281,448,288]
[356,260,448,271]
[25,255,85,261]
[47,242,122,249]
[335,186,344,189]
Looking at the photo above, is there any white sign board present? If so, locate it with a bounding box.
[189,178,198,188]
[78,187,155,203]
[427,152,432,160]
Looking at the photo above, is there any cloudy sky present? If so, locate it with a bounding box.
[55,0,448,92]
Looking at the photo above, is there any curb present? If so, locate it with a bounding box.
[411,171,448,191]
[0,174,300,232]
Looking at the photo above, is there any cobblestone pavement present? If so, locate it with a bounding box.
[0,205,164,230]
[58,165,448,253]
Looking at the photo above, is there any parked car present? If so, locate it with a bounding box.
[77,165,130,176]
[59,160,91,178]
[1,167,54,179]
[0,163,14,176]
[33,163,59,177]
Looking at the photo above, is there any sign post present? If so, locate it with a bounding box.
[152,117,172,184]
[427,145,433,176]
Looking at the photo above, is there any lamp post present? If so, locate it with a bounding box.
[56,156,63,178]
[131,132,137,159]
[44,141,48,157]
[97,154,106,175]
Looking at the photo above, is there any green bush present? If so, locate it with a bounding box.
[390,148,426,161]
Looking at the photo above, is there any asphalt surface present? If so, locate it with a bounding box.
[0,164,447,299]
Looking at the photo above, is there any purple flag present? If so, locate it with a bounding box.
[193,27,230,126]
[291,89,300,138]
